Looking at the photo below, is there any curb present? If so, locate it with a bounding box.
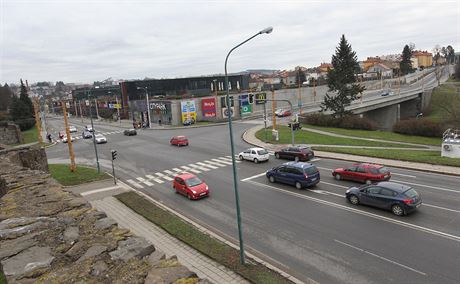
[241,126,460,177]
[116,180,310,284]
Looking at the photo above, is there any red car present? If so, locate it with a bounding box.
[173,173,209,200]
[276,110,292,117]
[170,136,189,146]
[333,163,391,184]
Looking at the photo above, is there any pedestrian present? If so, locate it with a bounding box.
[133,120,137,129]
[168,116,171,124]
[47,133,52,143]
[159,119,162,126]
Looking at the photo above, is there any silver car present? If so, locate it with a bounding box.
[69,126,77,133]
[95,134,107,144]
[238,147,270,163]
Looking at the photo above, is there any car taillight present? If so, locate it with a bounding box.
[403,199,413,205]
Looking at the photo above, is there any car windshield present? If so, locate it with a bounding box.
[378,167,389,173]
[303,166,318,175]
[300,147,311,152]
[95,134,103,138]
[185,177,202,187]
[403,188,418,198]
[257,149,268,155]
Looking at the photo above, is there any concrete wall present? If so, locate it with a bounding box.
[362,104,399,130]
[0,123,24,145]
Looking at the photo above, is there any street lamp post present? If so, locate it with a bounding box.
[87,90,101,173]
[138,87,151,128]
[224,26,273,265]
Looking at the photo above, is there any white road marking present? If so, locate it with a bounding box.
[392,173,417,178]
[145,175,165,184]
[172,168,183,172]
[181,166,201,174]
[136,177,154,186]
[189,163,210,171]
[212,158,232,165]
[155,172,173,181]
[80,185,121,196]
[334,239,427,276]
[219,157,240,163]
[204,160,227,167]
[155,172,165,176]
[241,172,266,182]
[196,162,218,169]
[126,179,144,188]
[423,203,460,213]
[309,189,329,195]
[392,179,459,194]
[164,170,175,175]
[244,179,460,242]
[309,158,321,162]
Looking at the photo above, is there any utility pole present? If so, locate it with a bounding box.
[74,100,78,119]
[87,92,100,173]
[313,78,317,102]
[94,98,100,120]
[263,101,267,142]
[33,98,43,143]
[115,95,121,125]
[297,70,302,115]
[398,69,401,96]
[61,101,76,172]
[271,86,276,130]
[79,100,83,122]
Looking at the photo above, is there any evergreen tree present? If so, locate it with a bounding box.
[19,79,34,117]
[400,45,413,75]
[0,83,13,111]
[320,35,364,118]
[447,45,455,64]
[10,80,34,120]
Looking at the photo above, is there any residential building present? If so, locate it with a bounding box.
[367,63,393,78]
[412,50,433,68]
[318,63,333,74]
[363,57,382,71]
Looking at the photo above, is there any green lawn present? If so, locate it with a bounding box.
[300,124,441,146]
[21,126,39,144]
[256,126,424,148]
[313,147,460,167]
[425,81,460,124]
[48,164,110,186]
[116,191,293,284]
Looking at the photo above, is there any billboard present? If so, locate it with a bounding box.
[239,93,252,116]
[201,98,216,118]
[181,100,197,123]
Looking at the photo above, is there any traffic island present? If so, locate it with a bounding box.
[48,164,111,186]
[116,191,297,284]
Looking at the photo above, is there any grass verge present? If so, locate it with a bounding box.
[0,270,5,284]
[48,164,111,186]
[256,126,423,148]
[314,147,460,167]
[425,80,460,124]
[21,126,38,144]
[115,191,294,284]
[300,124,441,146]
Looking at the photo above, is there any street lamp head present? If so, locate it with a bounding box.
[259,27,273,34]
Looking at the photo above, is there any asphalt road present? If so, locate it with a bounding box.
[45,116,460,284]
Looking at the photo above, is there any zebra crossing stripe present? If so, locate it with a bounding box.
[156,172,173,181]
[196,162,218,169]
[181,166,201,174]
[145,175,164,184]
[136,177,154,186]
[219,156,240,163]
[127,179,144,188]
[212,158,232,165]
[172,168,182,173]
[204,160,227,167]
[164,170,175,175]
[189,164,210,171]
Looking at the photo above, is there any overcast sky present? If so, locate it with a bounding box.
[1,0,459,84]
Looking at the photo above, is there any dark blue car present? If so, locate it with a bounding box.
[345,181,422,216]
[266,162,320,189]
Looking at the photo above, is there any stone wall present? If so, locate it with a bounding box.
[0,122,24,145]
[0,148,204,283]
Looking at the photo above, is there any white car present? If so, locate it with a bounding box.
[69,126,77,133]
[62,135,75,143]
[95,134,107,144]
[85,125,94,132]
[238,147,270,163]
[274,109,284,116]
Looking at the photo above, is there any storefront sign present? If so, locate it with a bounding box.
[222,107,235,118]
[201,98,216,118]
[149,102,167,111]
[240,104,252,115]
[181,100,197,123]
[255,93,267,104]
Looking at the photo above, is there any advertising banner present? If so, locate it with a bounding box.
[222,107,235,118]
[201,98,216,118]
[181,100,197,123]
[255,93,267,104]
[239,93,252,116]
[240,104,252,115]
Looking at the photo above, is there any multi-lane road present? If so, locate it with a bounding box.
[46,117,460,284]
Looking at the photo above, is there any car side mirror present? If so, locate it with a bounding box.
[360,188,366,193]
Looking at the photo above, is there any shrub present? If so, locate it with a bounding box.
[14,118,36,131]
[393,119,443,137]
[300,113,377,130]
[300,113,338,127]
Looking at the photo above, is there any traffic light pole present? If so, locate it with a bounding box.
[256,98,295,145]
[111,150,117,185]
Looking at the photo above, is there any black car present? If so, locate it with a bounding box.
[345,181,422,216]
[124,129,137,136]
[183,118,195,126]
[274,145,314,162]
[82,130,92,139]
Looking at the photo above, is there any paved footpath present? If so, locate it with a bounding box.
[67,179,249,284]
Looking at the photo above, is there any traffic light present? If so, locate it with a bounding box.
[248,94,254,104]
[111,150,117,160]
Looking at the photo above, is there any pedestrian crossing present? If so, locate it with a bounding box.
[126,156,241,189]
[57,130,124,143]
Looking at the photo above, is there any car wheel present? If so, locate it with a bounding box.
[295,181,302,189]
[365,179,372,185]
[349,195,359,205]
[392,204,405,216]
[254,158,259,164]
[335,174,342,181]
[269,176,275,183]
[294,156,300,162]
[239,155,243,161]
[275,153,280,159]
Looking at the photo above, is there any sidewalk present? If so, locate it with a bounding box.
[243,124,460,176]
[67,180,250,284]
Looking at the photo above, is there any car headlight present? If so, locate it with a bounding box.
[191,190,197,194]
[205,186,209,190]
[346,189,351,194]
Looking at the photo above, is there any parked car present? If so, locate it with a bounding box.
[183,118,195,126]
[62,135,75,143]
[274,145,314,162]
[238,147,269,163]
[170,136,189,146]
[85,125,94,132]
[266,161,320,189]
[345,181,422,216]
[94,134,107,144]
[333,163,391,184]
[276,109,292,117]
[69,126,77,133]
[124,129,137,136]
[173,173,209,200]
[82,130,92,139]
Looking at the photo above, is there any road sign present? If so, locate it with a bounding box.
[222,107,234,118]
[85,100,90,106]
